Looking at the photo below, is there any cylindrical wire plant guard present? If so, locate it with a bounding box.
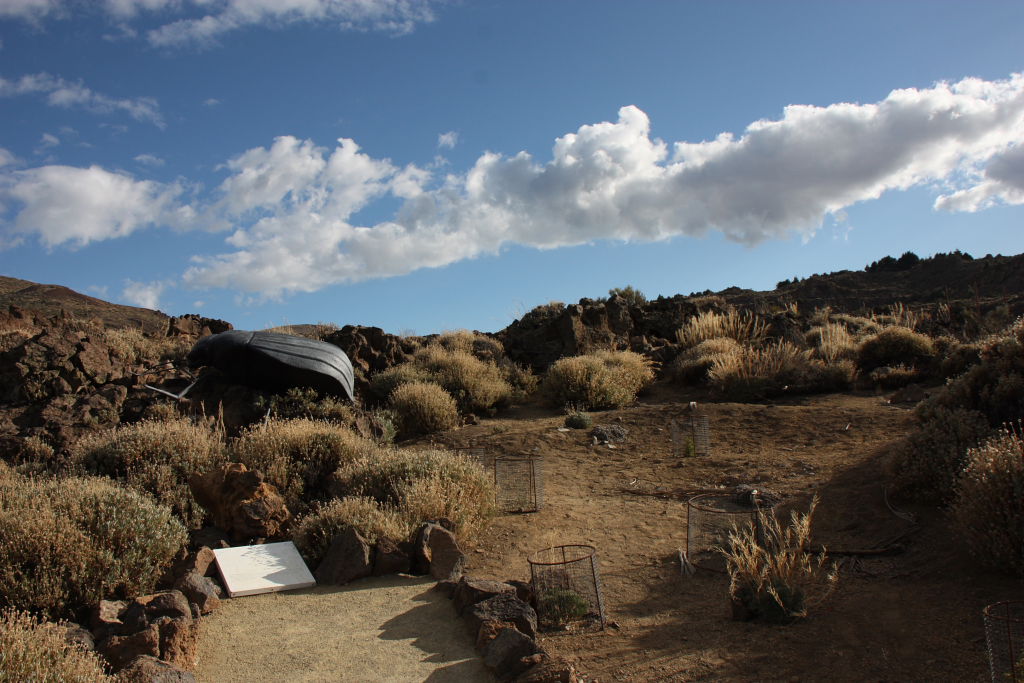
[671,409,711,458]
[985,601,1024,682]
[494,454,543,513]
[528,544,606,631]
[685,492,773,572]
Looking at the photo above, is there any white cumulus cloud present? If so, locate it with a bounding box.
[182,73,1024,298]
[0,72,164,128]
[437,131,458,149]
[0,165,184,248]
[134,153,165,167]
[121,278,167,309]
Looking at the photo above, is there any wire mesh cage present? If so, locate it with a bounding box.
[685,492,772,572]
[528,544,606,630]
[494,455,543,513]
[985,601,1024,682]
[671,405,711,458]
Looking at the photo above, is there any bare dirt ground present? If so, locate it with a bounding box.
[193,575,494,683]
[431,383,1020,682]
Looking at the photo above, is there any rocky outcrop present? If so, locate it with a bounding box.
[188,463,290,542]
[92,590,205,674]
[165,314,232,338]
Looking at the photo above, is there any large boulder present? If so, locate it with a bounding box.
[97,623,161,671]
[466,594,538,641]
[482,627,543,679]
[315,526,373,585]
[189,463,290,541]
[453,578,517,616]
[174,571,222,615]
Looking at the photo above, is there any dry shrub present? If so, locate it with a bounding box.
[868,364,923,389]
[231,418,382,513]
[71,417,226,529]
[676,310,768,349]
[411,346,512,414]
[933,336,982,379]
[389,382,460,438]
[722,498,838,624]
[831,313,882,338]
[0,609,112,682]
[255,387,354,424]
[541,350,654,410]
[888,406,991,502]
[332,448,495,538]
[434,330,506,363]
[707,341,811,400]
[102,327,189,365]
[0,466,186,619]
[856,326,935,373]
[292,497,411,565]
[670,338,741,384]
[951,428,1024,575]
[499,360,539,401]
[367,364,434,403]
[805,322,856,363]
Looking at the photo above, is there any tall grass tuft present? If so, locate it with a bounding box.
[707,341,811,400]
[676,310,769,349]
[722,498,838,623]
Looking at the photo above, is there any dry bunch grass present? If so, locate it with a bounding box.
[707,341,811,399]
[0,609,112,682]
[951,427,1024,575]
[411,346,512,414]
[102,327,190,365]
[541,350,654,410]
[805,322,856,363]
[71,417,226,529]
[676,310,769,349]
[231,419,383,513]
[389,382,460,437]
[670,338,742,384]
[722,497,838,623]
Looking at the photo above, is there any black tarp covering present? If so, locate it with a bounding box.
[187,330,355,401]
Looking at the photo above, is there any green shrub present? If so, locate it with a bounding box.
[888,406,991,502]
[951,429,1024,575]
[676,310,768,349]
[71,418,226,529]
[0,466,186,619]
[541,350,654,410]
[722,498,838,624]
[389,382,460,438]
[231,419,382,513]
[607,285,647,306]
[332,448,495,538]
[0,609,112,682]
[291,497,411,566]
[856,326,935,373]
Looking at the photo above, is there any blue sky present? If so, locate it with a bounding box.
[1,1,1023,335]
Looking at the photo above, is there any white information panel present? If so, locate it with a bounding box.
[213,541,316,598]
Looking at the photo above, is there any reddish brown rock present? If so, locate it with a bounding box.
[315,526,373,585]
[482,627,543,679]
[118,655,197,682]
[372,537,410,576]
[453,578,517,616]
[156,616,199,668]
[174,571,222,615]
[189,463,290,541]
[514,655,579,683]
[98,623,160,671]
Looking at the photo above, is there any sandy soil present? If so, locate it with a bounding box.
[433,385,1020,682]
[193,575,494,683]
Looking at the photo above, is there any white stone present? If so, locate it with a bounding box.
[213,541,316,598]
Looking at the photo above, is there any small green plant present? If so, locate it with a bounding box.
[683,436,697,458]
[538,588,590,628]
[721,497,838,624]
[563,404,592,430]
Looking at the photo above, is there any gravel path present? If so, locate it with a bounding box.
[194,575,494,682]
